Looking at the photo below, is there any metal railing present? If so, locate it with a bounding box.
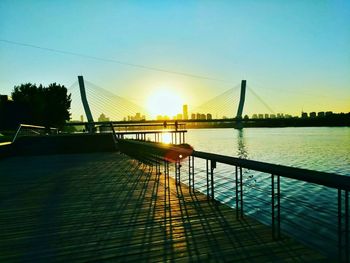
[117,139,349,262]
[63,121,187,144]
[12,124,58,143]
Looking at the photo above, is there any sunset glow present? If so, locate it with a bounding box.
[147,88,183,118]
[162,133,172,144]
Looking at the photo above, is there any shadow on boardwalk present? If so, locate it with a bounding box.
[0,152,326,262]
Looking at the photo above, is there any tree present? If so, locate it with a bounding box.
[10,82,71,129]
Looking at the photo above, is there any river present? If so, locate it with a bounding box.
[180,127,350,257]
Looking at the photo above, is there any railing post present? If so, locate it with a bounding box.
[191,156,195,192]
[338,189,349,262]
[271,174,281,239]
[188,156,191,190]
[110,122,116,141]
[235,166,243,218]
[188,156,194,192]
[210,160,216,200]
[175,160,181,185]
[206,159,210,200]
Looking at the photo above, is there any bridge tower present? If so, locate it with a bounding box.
[236,80,246,119]
[78,76,95,133]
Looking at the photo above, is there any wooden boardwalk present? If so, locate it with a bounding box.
[0,152,326,262]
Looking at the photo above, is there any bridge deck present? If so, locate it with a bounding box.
[0,152,325,262]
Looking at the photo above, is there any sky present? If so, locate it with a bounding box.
[0,0,349,120]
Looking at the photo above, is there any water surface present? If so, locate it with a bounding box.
[182,127,350,257]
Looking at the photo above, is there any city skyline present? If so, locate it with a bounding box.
[1,1,349,116]
[89,103,343,123]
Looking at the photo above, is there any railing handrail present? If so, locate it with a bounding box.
[117,139,193,161]
[192,150,350,191]
[64,121,186,126]
[117,139,350,191]
[12,124,58,143]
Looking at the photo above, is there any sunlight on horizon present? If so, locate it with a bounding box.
[146,88,183,118]
[162,133,172,144]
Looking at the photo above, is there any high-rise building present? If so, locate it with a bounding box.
[135,113,141,120]
[183,105,188,120]
[191,113,196,120]
[206,113,212,120]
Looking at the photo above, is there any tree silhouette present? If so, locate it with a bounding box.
[9,83,71,129]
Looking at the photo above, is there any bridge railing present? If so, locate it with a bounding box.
[12,124,58,143]
[117,139,349,262]
[63,121,186,143]
[113,122,186,132]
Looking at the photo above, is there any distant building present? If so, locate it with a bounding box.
[196,113,201,120]
[243,115,249,119]
[301,112,308,118]
[206,113,212,120]
[80,115,84,122]
[156,115,169,120]
[309,112,316,118]
[252,114,258,119]
[200,114,206,120]
[317,112,325,117]
[264,114,269,119]
[191,113,196,120]
[258,114,264,119]
[325,111,333,116]
[135,113,141,120]
[98,113,110,122]
[183,105,188,120]
[270,114,276,119]
[176,113,183,120]
[127,112,145,121]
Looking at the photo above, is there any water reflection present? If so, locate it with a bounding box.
[236,129,248,159]
[236,129,256,187]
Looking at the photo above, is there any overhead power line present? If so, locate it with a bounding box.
[0,38,233,83]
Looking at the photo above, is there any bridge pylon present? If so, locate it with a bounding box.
[236,80,246,119]
[78,76,95,133]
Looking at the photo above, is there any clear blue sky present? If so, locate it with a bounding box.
[0,0,349,118]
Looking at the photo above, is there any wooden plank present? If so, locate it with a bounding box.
[0,152,327,262]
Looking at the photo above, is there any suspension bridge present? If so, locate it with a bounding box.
[67,76,275,126]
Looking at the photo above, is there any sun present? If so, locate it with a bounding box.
[147,88,183,118]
